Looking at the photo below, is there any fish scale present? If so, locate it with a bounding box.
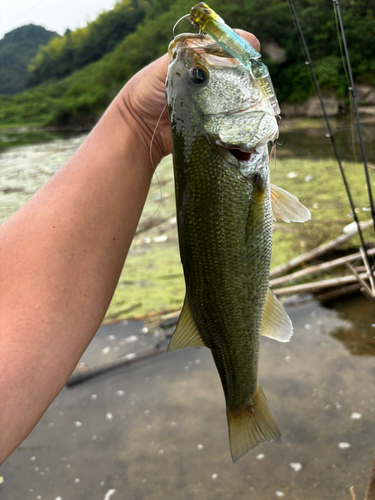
[174,127,270,409]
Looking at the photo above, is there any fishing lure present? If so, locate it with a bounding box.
[189,2,280,116]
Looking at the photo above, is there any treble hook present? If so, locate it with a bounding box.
[172,14,199,39]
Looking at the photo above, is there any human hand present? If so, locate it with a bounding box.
[118,30,260,166]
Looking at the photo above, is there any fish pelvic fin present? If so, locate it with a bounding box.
[271,184,311,223]
[227,385,282,463]
[261,287,293,342]
[168,295,208,352]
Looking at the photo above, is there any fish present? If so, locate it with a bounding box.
[165,33,310,462]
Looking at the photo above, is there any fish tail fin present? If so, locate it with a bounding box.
[227,385,282,463]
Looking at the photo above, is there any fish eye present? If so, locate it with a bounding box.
[189,67,207,84]
[203,7,210,13]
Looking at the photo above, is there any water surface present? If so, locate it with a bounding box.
[1,298,374,500]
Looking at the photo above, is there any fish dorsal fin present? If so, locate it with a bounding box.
[271,184,311,223]
[168,296,207,352]
[261,287,293,342]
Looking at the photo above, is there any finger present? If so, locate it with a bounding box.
[233,29,261,53]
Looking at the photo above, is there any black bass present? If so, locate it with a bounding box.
[165,34,310,462]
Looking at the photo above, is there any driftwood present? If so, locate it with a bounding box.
[270,247,375,288]
[67,345,168,387]
[270,220,373,279]
[272,272,369,296]
[346,262,373,297]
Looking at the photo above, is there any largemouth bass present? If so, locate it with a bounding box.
[165,34,310,462]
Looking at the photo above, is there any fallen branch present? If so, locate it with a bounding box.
[66,345,168,387]
[270,247,375,287]
[272,272,369,296]
[270,220,372,279]
[346,262,374,297]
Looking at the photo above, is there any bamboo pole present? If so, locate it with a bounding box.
[272,272,369,296]
[346,262,374,297]
[270,220,372,279]
[270,247,375,287]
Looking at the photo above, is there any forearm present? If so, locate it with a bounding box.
[0,88,155,462]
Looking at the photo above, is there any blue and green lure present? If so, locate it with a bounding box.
[189,2,280,116]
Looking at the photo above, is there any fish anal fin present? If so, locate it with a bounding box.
[168,296,207,352]
[271,184,311,223]
[227,385,282,463]
[261,287,293,342]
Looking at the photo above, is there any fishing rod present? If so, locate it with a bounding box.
[333,0,375,236]
[288,0,374,285]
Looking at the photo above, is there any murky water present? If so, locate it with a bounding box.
[0,125,374,499]
[279,123,375,163]
[1,298,374,499]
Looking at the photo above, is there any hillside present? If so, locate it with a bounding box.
[0,0,374,128]
[0,24,58,95]
[26,0,147,87]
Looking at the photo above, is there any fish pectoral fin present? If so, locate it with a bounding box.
[271,184,311,223]
[168,295,208,352]
[227,385,282,463]
[261,287,293,342]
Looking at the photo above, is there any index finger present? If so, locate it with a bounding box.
[234,29,261,53]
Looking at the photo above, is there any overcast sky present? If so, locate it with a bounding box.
[0,0,119,40]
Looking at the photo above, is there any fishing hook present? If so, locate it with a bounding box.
[269,136,287,147]
[172,14,198,39]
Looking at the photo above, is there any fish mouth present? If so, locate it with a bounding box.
[227,148,253,162]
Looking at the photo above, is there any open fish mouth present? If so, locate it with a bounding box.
[227,148,253,162]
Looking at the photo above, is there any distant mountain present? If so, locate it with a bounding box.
[0,24,59,95]
[26,0,146,88]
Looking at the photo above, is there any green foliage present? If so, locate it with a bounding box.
[27,0,147,87]
[0,24,58,95]
[1,0,375,127]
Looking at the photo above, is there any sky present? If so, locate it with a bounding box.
[0,0,119,40]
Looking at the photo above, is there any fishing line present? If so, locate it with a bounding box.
[333,2,359,171]
[332,0,375,236]
[287,0,317,93]
[141,102,168,227]
[269,142,277,170]
[288,0,373,278]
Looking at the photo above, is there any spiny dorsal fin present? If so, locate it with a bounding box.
[261,287,293,342]
[168,296,207,351]
[271,184,311,223]
[227,384,282,462]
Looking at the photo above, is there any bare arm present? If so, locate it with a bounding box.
[0,32,259,463]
